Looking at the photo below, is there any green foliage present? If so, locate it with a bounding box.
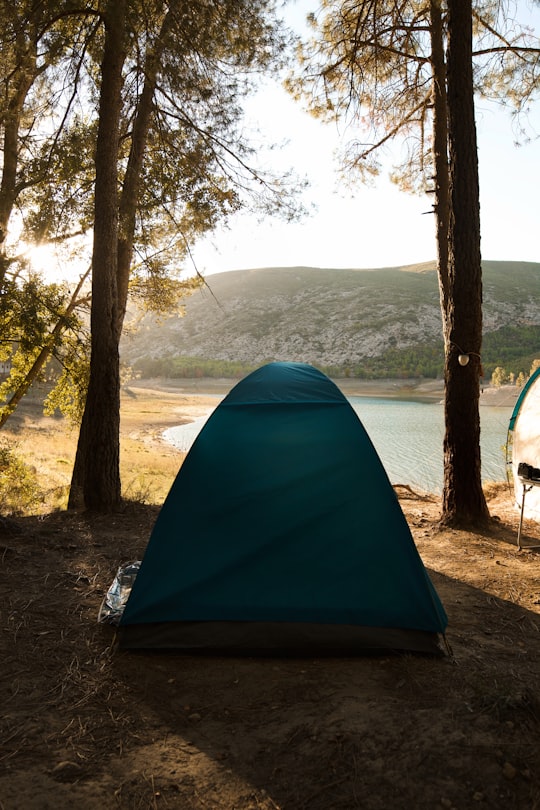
[128,274,204,319]
[132,356,258,380]
[43,354,89,425]
[133,350,442,382]
[1,275,66,352]
[0,272,90,426]
[482,325,540,368]
[491,359,540,390]
[0,441,43,515]
[23,115,97,242]
[319,342,446,380]
[491,366,507,387]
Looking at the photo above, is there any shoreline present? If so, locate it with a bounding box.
[127,376,520,407]
[2,376,518,513]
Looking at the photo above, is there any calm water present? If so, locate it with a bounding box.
[350,397,511,493]
[164,397,513,494]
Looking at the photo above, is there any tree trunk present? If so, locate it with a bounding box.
[429,0,450,344]
[68,1,127,511]
[116,9,169,335]
[0,23,38,283]
[441,0,489,527]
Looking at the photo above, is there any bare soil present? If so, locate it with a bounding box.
[1,382,540,810]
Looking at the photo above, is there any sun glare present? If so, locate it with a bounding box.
[25,242,60,276]
[22,239,90,284]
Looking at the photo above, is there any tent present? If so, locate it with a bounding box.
[508,367,540,521]
[119,362,448,654]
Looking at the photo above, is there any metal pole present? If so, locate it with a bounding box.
[517,482,532,550]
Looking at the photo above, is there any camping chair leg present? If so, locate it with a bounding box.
[517,483,532,551]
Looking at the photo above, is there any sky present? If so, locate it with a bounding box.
[190,1,540,276]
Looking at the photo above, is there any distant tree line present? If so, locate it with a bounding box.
[132,356,259,381]
[491,359,540,388]
[131,323,540,383]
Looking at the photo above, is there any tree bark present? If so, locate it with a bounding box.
[68,1,127,511]
[429,0,450,344]
[116,8,169,335]
[441,0,489,527]
[0,17,39,283]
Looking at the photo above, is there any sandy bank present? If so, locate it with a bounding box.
[127,376,521,407]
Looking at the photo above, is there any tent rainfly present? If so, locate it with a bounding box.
[118,362,448,654]
[508,367,540,521]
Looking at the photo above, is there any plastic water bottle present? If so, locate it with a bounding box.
[98,561,141,625]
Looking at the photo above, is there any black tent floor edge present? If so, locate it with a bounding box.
[117,620,446,656]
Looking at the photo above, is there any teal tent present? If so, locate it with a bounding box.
[119,362,447,654]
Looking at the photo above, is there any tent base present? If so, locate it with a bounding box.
[117,620,445,656]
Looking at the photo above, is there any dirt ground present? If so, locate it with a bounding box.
[1,383,540,809]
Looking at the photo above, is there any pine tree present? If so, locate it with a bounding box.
[289,0,539,526]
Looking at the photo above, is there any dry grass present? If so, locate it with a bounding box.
[1,383,212,512]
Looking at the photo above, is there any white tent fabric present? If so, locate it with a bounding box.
[510,369,540,521]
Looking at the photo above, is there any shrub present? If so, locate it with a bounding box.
[0,441,43,515]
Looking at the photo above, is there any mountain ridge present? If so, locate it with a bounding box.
[121,260,540,378]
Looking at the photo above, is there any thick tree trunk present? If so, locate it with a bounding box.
[441,0,489,527]
[68,1,127,511]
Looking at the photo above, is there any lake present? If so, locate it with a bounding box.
[163,397,513,494]
[350,397,511,493]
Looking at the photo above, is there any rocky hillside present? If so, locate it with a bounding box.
[121,261,540,378]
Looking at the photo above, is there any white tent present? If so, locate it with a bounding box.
[508,368,540,521]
